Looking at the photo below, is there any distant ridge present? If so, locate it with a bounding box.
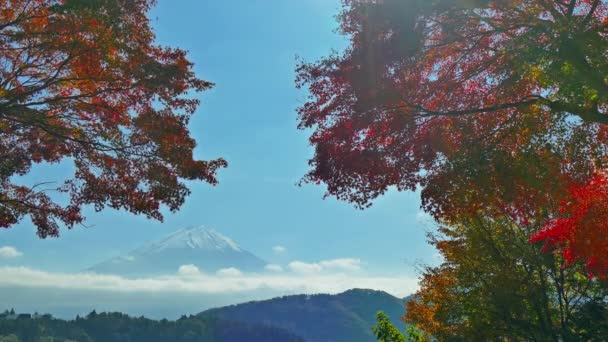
[88,226,266,277]
[199,288,410,342]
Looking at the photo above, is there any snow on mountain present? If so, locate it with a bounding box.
[134,227,244,254]
[88,226,266,277]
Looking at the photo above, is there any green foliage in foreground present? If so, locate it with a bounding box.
[373,312,405,342]
[373,311,425,342]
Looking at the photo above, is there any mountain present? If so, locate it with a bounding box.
[88,226,266,277]
[198,288,409,342]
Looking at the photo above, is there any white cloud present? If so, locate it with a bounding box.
[288,258,362,274]
[0,246,22,258]
[288,261,323,274]
[216,267,242,277]
[272,246,287,254]
[264,264,284,272]
[0,266,418,298]
[177,264,201,277]
[320,258,361,272]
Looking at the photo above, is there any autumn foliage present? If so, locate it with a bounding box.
[0,0,226,237]
[405,216,608,340]
[297,0,608,278]
[531,172,608,278]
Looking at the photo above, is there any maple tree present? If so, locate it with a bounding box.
[0,0,226,237]
[296,0,608,276]
[405,214,608,340]
[530,171,608,279]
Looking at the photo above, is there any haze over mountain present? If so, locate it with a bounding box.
[88,226,266,277]
[199,288,409,342]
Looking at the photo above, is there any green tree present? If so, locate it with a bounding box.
[405,215,608,340]
[373,311,427,342]
[373,312,405,342]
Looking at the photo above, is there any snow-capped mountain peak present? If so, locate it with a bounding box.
[88,226,266,276]
[143,226,243,253]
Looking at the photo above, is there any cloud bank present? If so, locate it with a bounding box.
[0,266,417,298]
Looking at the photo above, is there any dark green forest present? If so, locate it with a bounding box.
[0,311,304,342]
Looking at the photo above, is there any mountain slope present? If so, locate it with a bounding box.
[88,226,266,277]
[198,288,409,342]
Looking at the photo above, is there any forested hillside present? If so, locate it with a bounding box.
[199,289,408,342]
[0,289,409,341]
[0,311,304,342]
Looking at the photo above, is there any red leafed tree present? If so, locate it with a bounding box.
[531,172,608,278]
[296,0,608,276]
[0,0,226,237]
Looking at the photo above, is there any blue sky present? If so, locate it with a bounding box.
[0,0,436,315]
